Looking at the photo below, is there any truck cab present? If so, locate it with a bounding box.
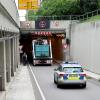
[32,38,52,65]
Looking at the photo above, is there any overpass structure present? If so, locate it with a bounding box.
[20,20,71,63]
[0,0,20,91]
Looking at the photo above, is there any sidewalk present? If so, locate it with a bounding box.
[84,70,100,81]
[0,65,35,100]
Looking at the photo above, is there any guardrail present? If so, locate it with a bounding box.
[21,9,100,21]
[23,15,80,21]
[78,9,100,21]
[26,9,100,21]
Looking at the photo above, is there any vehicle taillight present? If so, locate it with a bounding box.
[59,74,68,79]
[79,74,86,80]
[59,74,64,77]
[79,74,86,76]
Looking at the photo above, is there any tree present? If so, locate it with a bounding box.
[37,0,81,16]
[80,0,99,13]
[27,0,100,20]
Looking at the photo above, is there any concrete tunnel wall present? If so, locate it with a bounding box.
[0,37,20,91]
[71,21,100,74]
[20,20,71,62]
[0,0,20,91]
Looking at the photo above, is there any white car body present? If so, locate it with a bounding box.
[54,62,87,88]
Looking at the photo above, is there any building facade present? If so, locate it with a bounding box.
[0,0,20,91]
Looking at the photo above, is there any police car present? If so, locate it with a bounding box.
[54,62,86,88]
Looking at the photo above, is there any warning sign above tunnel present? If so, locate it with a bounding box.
[35,19,50,29]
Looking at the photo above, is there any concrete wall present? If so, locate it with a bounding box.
[71,21,100,74]
[0,0,20,91]
[50,20,70,37]
[0,37,20,91]
[0,0,19,26]
[20,21,35,29]
[0,41,6,90]
[20,20,70,37]
[0,0,20,32]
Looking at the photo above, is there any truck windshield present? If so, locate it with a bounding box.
[35,44,50,57]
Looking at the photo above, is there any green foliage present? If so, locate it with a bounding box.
[84,15,100,22]
[27,10,36,20]
[80,0,99,13]
[38,0,81,16]
[27,0,100,20]
[98,0,100,8]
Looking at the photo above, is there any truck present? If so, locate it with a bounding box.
[32,38,53,65]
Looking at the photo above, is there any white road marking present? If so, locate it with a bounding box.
[29,65,46,100]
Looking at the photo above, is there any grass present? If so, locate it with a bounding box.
[80,15,100,23]
[86,76,92,79]
[87,15,100,21]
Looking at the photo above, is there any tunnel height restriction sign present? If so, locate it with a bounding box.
[18,0,39,10]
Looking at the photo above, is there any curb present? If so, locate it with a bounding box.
[84,70,100,82]
[87,75,100,81]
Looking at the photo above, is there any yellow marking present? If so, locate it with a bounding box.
[18,0,39,10]
[68,77,79,80]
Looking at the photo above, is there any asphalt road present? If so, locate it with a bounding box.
[29,65,100,100]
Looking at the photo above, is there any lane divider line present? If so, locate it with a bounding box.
[29,65,46,100]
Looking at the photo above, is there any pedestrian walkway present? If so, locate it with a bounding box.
[0,65,35,100]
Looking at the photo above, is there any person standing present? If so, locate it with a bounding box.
[22,53,27,65]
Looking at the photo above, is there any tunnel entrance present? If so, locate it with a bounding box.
[20,31,66,64]
[51,37,64,61]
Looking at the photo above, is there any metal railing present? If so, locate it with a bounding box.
[78,9,100,21]
[20,9,100,21]
[26,15,80,21]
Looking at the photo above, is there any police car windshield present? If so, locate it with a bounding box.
[63,67,83,73]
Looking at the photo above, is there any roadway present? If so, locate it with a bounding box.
[28,65,100,100]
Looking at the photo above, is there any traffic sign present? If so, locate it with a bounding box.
[18,0,39,10]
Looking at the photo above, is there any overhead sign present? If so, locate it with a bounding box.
[18,0,39,10]
[35,19,50,29]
